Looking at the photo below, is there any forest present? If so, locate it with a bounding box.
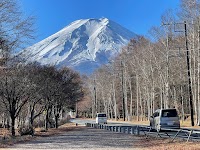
[1,0,200,137]
[78,0,200,126]
[0,0,83,136]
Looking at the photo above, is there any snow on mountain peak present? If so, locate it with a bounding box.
[19,18,136,74]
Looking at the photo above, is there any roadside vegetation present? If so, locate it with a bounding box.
[0,0,83,137]
[0,122,79,148]
[1,0,200,149]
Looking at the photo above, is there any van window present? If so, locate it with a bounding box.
[162,109,177,117]
[97,114,106,117]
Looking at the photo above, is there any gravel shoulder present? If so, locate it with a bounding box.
[1,124,200,150]
[3,126,141,150]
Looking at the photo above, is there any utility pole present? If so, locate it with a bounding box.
[166,35,170,109]
[162,21,195,126]
[184,21,194,126]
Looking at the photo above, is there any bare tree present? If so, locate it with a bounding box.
[0,65,33,136]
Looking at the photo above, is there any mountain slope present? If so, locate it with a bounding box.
[20,18,136,74]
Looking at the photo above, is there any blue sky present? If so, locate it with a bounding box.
[20,0,180,44]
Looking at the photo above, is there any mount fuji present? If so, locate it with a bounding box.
[19,18,136,74]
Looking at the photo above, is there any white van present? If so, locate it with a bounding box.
[149,108,180,131]
[96,113,107,124]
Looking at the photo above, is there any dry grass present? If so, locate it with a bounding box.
[125,119,200,129]
[136,137,200,150]
[34,123,84,137]
[0,123,80,148]
[0,129,33,148]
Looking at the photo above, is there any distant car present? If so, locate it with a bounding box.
[96,113,107,124]
[149,108,180,132]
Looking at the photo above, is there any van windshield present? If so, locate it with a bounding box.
[161,109,178,117]
[97,114,106,117]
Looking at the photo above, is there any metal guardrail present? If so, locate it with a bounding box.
[85,123,200,142]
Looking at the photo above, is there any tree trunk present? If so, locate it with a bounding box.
[45,111,49,130]
[160,88,163,109]
[181,85,185,123]
[146,87,151,120]
[191,23,197,122]
[124,70,128,120]
[112,79,117,121]
[198,18,200,125]
[129,77,133,117]
[139,86,143,121]
[55,114,59,128]
[11,115,15,136]
[136,74,139,121]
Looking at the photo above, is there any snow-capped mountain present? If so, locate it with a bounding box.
[20,18,136,74]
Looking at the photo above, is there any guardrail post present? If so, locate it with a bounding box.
[109,126,111,131]
[115,126,118,132]
[106,126,109,130]
[131,127,134,134]
[122,127,125,133]
[135,126,140,135]
[119,127,122,132]
[112,126,115,132]
[127,127,130,134]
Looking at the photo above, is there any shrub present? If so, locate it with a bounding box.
[18,126,35,136]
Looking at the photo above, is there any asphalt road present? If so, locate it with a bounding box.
[3,118,200,150]
[70,118,200,141]
[5,126,142,150]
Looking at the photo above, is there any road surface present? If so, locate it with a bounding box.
[5,126,142,150]
[71,118,200,141]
